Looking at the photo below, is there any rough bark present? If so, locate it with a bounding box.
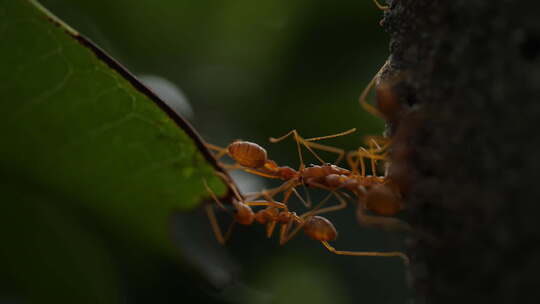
[380,1,540,303]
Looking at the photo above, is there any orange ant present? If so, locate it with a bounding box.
[360,60,408,125]
[261,131,407,233]
[208,128,405,222]
[206,128,356,173]
[209,127,405,217]
[203,174,409,264]
[292,135,407,225]
[206,129,359,205]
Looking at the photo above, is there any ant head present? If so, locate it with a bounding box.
[324,174,342,188]
[303,216,338,241]
[233,201,255,225]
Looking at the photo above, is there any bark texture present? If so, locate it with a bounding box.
[381,1,540,303]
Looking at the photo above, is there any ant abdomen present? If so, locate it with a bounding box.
[303,216,338,241]
[364,184,402,216]
[324,174,343,188]
[375,81,402,122]
[227,141,268,168]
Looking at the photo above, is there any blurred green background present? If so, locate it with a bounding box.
[35,0,409,303]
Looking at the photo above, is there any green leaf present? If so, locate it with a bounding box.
[0,0,228,302]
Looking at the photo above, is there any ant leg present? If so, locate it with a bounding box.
[320,241,409,265]
[220,163,244,171]
[281,186,311,207]
[356,202,412,233]
[246,188,289,210]
[309,191,348,217]
[279,214,303,245]
[347,149,367,177]
[372,0,389,11]
[302,141,346,165]
[371,154,378,176]
[244,201,287,210]
[203,179,228,211]
[279,221,300,245]
[242,168,280,179]
[213,172,248,206]
[203,179,236,244]
[360,61,389,119]
[224,221,236,242]
[257,179,299,203]
[204,204,237,245]
[364,135,391,153]
[263,183,310,208]
[293,187,347,218]
[266,220,278,238]
[279,193,335,245]
[304,128,356,164]
[303,128,356,142]
[261,190,285,207]
[281,187,295,205]
[205,204,227,244]
[356,147,386,176]
[269,129,308,169]
[358,150,367,177]
[206,143,230,161]
[279,223,289,244]
[365,138,387,176]
[271,129,356,166]
[280,220,305,245]
[257,191,287,238]
[291,187,311,208]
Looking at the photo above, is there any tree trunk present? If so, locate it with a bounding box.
[381,1,540,303]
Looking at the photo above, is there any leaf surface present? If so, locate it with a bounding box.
[0,1,228,302]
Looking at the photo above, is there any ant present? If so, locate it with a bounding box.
[206,128,356,173]
[208,128,404,219]
[263,134,407,235]
[360,60,409,126]
[203,173,409,264]
[206,128,359,205]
